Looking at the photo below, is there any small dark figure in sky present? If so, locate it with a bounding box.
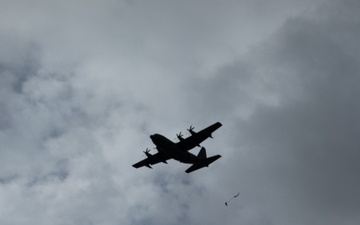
[225,192,239,206]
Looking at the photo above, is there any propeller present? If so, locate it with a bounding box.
[176,132,185,142]
[143,148,152,158]
[188,125,194,132]
[142,148,154,169]
[187,125,196,135]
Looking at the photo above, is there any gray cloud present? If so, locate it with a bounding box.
[187,1,360,224]
[1,0,359,225]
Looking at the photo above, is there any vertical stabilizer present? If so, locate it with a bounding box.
[197,147,207,159]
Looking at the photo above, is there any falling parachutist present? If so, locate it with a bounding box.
[225,192,240,206]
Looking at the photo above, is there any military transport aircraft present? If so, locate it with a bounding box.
[132,122,222,173]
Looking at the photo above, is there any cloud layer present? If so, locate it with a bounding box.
[1,0,359,224]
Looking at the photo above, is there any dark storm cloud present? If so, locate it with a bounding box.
[26,159,69,187]
[0,36,40,93]
[0,37,40,130]
[1,0,358,225]
[0,33,153,225]
[0,37,73,180]
[242,13,360,220]
[187,1,360,224]
[0,174,19,185]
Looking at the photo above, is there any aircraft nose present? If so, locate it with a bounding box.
[150,134,157,142]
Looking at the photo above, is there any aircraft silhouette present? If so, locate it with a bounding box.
[132,122,222,173]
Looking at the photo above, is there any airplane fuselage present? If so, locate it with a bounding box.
[150,134,198,164]
[132,122,222,173]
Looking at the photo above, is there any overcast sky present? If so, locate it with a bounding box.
[1,0,360,224]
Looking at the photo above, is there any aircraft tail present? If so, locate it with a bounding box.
[185,155,221,173]
[197,147,207,159]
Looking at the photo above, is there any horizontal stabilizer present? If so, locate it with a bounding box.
[185,155,221,173]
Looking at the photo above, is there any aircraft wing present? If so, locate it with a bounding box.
[185,155,221,173]
[177,122,222,151]
[132,152,170,169]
